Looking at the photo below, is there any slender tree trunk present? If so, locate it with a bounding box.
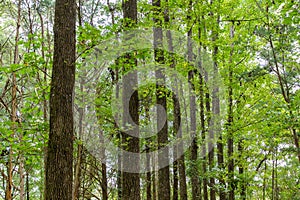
[172,75,187,200]
[6,0,21,199]
[152,161,157,200]
[152,0,170,199]
[73,5,84,199]
[146,143,152,200]
[263,160,267,200]
[26,172,30,200]
[73,106,83,199]
[19,155,25,200]
[238,140,246,200]
[199,16,208,200]
[164,5,184,199]
[37,7,48,200]
[186,1,201,199]
[45,0,76,198]
[100,133,108,200]
[227,23,235,200]
[144,103,152,200]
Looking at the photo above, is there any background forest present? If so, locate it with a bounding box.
[0,0,299,199]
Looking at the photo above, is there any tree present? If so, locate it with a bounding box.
[45,0,76,199]
[121,0,140,199]
[153,0,171,199]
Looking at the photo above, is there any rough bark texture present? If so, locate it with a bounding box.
[121,68,140,200]
[153,0,170,198]
[121,0,140,199]
[45,0,76,198]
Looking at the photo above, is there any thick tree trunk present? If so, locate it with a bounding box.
[45,0,76,198]
[121,1,140,199]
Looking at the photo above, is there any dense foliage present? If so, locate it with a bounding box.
[0,0,299,199]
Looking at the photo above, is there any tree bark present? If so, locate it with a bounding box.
[227,23,235,200]
[153,0,170,198]
[45,0,76,198]
[121,0,140,199]
[199,15,208,200]
[6,0,21,199]
[187,1,201,198]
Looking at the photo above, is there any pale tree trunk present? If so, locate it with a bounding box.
[6,0,21,199]
[19,155,25,200]
[152,161,157,200]
[73,4,84,198]
[73,105,83,200]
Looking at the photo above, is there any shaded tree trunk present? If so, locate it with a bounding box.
[187,1,201,198]
[199,16,208,200]
[45,0,76,198]
[153,0,170,198]
[227,23,235,200]
[121,0,140,199]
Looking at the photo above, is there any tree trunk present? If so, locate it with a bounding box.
[199,16,208,200]
[152,164,157,200]
[238,141,246,200]
[37,7,48,200]
[121,0,140,199]
[152,0,170,199]
[187,2,201,197]
[227,23,235,200]
[6,0,21,199]
[45,0,76,198]
[26,172,30,200]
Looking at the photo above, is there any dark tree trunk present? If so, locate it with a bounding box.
[146,144,152,200]
[187,1,201,199]
[121,0,140,199]
[153,0,170,198]
[199,16,208,200]
[238,141,246,200]
[45,0,76,198]
[228,23,235,200]
[214,15,226,200]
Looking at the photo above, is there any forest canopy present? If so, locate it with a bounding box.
[0,0,299,199]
